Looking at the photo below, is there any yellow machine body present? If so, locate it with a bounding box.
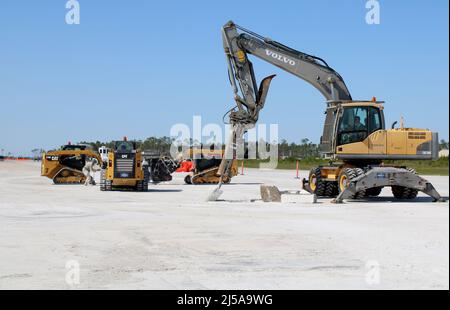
[319,101,438,161]
[305,101,441,200]
[104,150,144,187]
[185,148,238,184]
[41,146,102,184]
[336,128,433,155]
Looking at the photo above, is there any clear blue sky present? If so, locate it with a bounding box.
[0,0,448,156]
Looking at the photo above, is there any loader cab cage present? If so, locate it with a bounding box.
[114,141,136,153]
[61,144,91,151]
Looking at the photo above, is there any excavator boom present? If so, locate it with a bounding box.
[216,20,352,179]
[222,20,352,126]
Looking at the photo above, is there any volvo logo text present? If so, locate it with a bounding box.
[265,50,296,66]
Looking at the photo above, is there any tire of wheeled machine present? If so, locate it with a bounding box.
[324,181,339,197]
[365,186,383,197]
[391,168,419,200]
[100,169,112,191]
[308,167,339,197]
[100,169,106,191]
[308,167,326,196]
[337,167,366,199]
[184,175,192,184]
[143,165,150,190]
[136,180,148,192]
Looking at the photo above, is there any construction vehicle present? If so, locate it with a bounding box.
[184,147,238,184]
[100,138,148,191]
[41,144,102,184]
[217,21,444,203]
[142,151,179,183]
[100,138,179,191]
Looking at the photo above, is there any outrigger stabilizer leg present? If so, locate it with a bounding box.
[332,167,446,204]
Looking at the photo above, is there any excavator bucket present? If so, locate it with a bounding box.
[206,186,224,202]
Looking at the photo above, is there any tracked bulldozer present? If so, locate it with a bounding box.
[41,144,102,184]
[183,147,238,184]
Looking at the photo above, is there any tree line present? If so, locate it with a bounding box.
[16,137,450,161]
[77,137,321,159]
[79,137,449,159]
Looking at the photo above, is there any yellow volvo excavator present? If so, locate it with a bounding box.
[41,144,102,184]
[215,21,444,203]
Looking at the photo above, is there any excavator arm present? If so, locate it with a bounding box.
[222,20,352,126]
[216,21,352,180]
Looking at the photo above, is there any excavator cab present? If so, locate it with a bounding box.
[336,104,384,146]
[326,100,439,162]
[320,101,386,157]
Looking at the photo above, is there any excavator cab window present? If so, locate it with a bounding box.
[338,106,368,145]
[368,107,383,133]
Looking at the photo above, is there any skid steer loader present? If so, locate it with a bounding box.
[100,138,179,191]
[41,144,102,184]
[100,138,148,191]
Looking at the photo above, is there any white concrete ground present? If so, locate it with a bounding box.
[0,161,448,289]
